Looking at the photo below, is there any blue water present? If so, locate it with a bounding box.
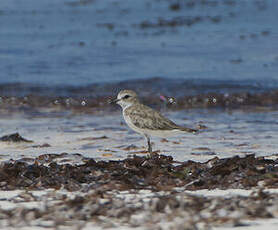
[1,0,278,93]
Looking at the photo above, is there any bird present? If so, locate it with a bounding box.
[110,90,197,154]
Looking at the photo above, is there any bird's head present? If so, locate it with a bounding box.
[110,90,139,109]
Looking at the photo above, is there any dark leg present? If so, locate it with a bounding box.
[144,135,152,154]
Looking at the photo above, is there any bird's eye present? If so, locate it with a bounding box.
[123,95,130,99]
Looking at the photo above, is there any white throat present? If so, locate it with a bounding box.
[117,101,133,111]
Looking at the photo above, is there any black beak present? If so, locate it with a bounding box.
[108,98,120,104]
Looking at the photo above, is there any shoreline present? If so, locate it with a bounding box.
[1,89,278,117]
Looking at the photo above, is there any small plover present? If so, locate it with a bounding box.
[111,90,197,154]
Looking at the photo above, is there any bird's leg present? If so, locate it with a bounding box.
[144,135,152,154]
[147,137,152,154]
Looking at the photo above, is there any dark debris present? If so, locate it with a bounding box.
[0,133,33,143]
[0,154,278,229]
[0,154,277,191]
[1,90,278,117]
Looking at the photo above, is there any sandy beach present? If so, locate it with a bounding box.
[0,108,277,229]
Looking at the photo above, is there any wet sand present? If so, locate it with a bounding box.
[1,108,278,162]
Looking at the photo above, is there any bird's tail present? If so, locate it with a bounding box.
[179,127,198,133]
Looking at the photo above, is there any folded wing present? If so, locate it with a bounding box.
[124,104,196,133]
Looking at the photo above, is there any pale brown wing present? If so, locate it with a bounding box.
[125,104,196,133]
